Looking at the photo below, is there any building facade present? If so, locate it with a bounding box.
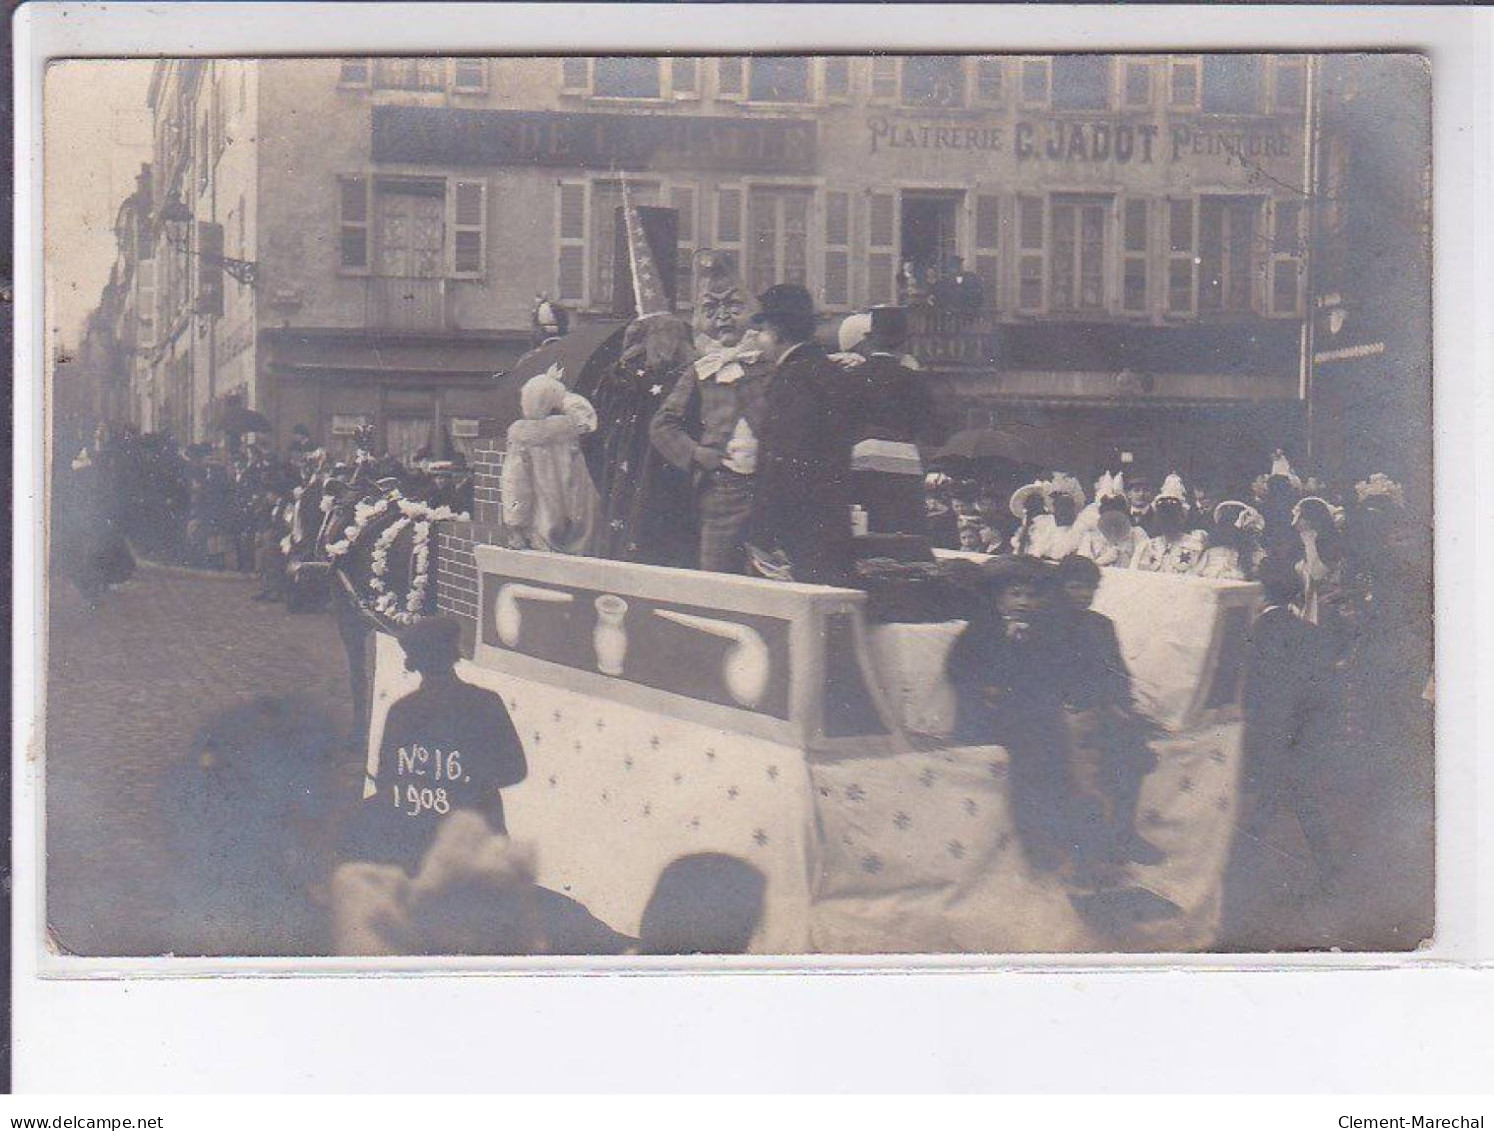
[121,54,1320,483]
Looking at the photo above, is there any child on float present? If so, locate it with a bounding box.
[499,365,602,555]
[1074,472,1146,568]
[1131,473,1210,574]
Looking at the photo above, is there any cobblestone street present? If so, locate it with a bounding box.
[45,562,358,956]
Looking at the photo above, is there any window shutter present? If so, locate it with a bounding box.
[1272,56,1306,113]
[137,258,157,345]
[822,190,851,309]
[338,175,370,273]
[1166,197,1198,315]
[670,58,698,97]
[1267,197,1306,317]
[865,190,897,306]
[973,192,1001,311]
[556,181,587,302]
[561,58,590,93]
[975,57,1004,105]
[717,57,744,99]
[870,57,897,102]
[670,184,698,308]
[1016,194,1047,313]
[1121,197,1150,314]
[1020,58,1051,108]
[1169,57,1201,109]
[449,179,487,278]
[823,58,851,101]
[715,184,744,276]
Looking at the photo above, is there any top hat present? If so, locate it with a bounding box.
[868,304,910,348]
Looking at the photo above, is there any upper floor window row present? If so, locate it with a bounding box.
[339,57,488,93]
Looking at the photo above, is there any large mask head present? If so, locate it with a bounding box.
[693,252,750,348]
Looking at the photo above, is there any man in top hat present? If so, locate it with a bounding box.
[650,253,775,574]
[745,284,857,586]
[839,305,936,536]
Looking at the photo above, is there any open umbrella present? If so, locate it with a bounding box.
[930,425,1057,470]
[219,404,273,434]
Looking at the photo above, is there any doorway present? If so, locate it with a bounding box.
[899,191,964,296]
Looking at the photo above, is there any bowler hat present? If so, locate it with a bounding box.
[868,304,910,348]
[751,284,816,330]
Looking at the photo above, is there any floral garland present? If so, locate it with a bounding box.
[352,495,468,626]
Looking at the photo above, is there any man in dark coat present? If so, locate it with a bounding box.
[746,284,856,587]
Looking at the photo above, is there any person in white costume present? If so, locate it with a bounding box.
[1196,500,1266,580]
[1074,471,1146,567]
[1131,473,1210,573]
[1010,473,1086,560]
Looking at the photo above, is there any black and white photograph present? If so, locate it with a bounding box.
[39,49,1434,961]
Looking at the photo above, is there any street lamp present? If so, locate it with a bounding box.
[158,191,260,288]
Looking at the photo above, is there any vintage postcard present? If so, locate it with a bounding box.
[40,51,1432,961]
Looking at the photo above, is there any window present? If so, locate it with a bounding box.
[823,190,851,308]
[556,181,587,302]
[372,178,445,278]
[1122,199,1149,313]
[1170,57,1201,109]
[902,56,965,108]
[339,58,370,87]
[1050,195,1108,312]
[973,193,1001,311]
[1201,55,1263,114]
[593,57,661,98]
[671,185,698,304]
[866,191,897,305]
[373,58,446,91]
[748,57,810,102]
[1016,195,1046,313]
[1020,58,1051,107]
[1269,198,1306,315]
[1198,196,1261,313]
[1273,56,1306,112]
[974,58,1004,105]
[1166,198,1197,314]
[824,57,851,100]
[590,181,660,308]
[1052,56,1110,110]
[870,57,898,101]
[450,180,487,278]
[746,188,812,297]
[1123,60,1153,108]
[452,59,487,92]
[716,57,745,99]
[561,58,590,93]
[670,57,698,96]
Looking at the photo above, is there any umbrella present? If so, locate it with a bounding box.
[930,425,1056,469]
[219,405,273,434]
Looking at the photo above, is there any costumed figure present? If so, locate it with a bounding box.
[1009,480,1051,557]
[1255,450,1305,569]
[587,228,707,568]
[530,294,570,349]
[1074,472,1145,567]
[1291,494,1347,633]
[745,284,856,586]
[836,306,936,536]
[649,253,774,575]
[500,365,601,555]
[1131,473,1210,573]
[1197,501,1266,581]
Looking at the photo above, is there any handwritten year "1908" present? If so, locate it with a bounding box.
[390,745,468,817]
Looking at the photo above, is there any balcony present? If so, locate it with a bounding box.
[365,276,450,331]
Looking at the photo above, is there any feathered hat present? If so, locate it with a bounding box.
[1213,500,1266,534]
[1292,495,1346,530]
[1354,472,1405,509]
[1009,480,1049,519]
[1094,470,1126,503]
[1047,472,1087,510]
[1152,472,1191,510]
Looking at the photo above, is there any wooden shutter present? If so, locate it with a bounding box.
[670,184,698,308]
[449,179,487,278]
[556,180,587,303]
[865,190,897,306]
[1267,197,1306,317]
[1016,194,1047,313]
[1169,57,1201,109]
[973,192,1001,311]
[717,57,744,99]
[338,175,371,274]
[822,189,851,309]
[1120,197,1150,315]
[869,57,897,102]
[1165,196,1198,315]
[715,184,744,276]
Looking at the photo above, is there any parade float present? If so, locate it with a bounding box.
[339,187,1262,955]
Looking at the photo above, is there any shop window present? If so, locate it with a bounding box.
[1049,194,1109,312]
[1166,198,1197,315]
[593,57,661,99]
[974,58,1004,105]
[1201,55,1263,114]
[1123,59,1153,108]
[748,57,811,103]
[373,58,446,92]
[1273,56,1306,112]
[1198,195,1262,313]
[452,59,487,93]
[1169,57,1201,110]
[746,188,812,297]
[1122,199,1150,313]
[902,56,965,108]
[1052,56,1111,110]
[1019,58,1051,108]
